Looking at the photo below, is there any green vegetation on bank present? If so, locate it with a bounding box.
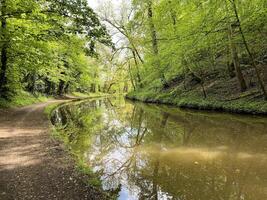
[127,88,267,115]
[49,126,103,187]
[44,100,116,199]
[0,0,117,104]
[0,90,48,108]
[71,92,113,99]
[3,0,266,114]
[100,0,266,114]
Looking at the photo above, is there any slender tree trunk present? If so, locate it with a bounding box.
[201,81,207,99]
[45,78,51,95]
[91,83,97,93]
[227,45,235,78]
[64,82,70,94]
[147,1,158,56]
[27,73,36,94]
[58,80,65,96]
[187,62,207,99]
[0,0,8,96]
[228,24,247,92]
[130,42,143,64]
[123,82,128,93]
[128,62,136,91]
[132,50,142,88]
[231,0,267,99]
[107,83,115,93]
[147,0,168,87]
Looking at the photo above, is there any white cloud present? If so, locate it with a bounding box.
[88,0,122,10]
[88,0,99,9]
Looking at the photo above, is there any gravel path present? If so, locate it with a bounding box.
[0,100,108,200]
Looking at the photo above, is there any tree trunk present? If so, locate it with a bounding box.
[147,0,168,87]
[201,81,207,99]
[107,83,115,93]
[26,73,36,94]
[128,62,136,91]
[90,83,96,93]
[57,80,65,96]
[231,0,267,99]
[132,50,142,88]
[64,82,70,94]
[123,82,128,93]
[227,44,235,78]
[228,24,247,92]
[45,79,51,95]
[0,0,8,97]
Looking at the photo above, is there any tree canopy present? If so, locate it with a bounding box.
[1,0,266,103]
[0,0,112,98]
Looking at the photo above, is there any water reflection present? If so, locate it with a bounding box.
[51,97,267,200]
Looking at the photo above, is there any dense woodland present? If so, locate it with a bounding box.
[0,0,113,99]
[104,0,267,103]
[0,0,267,109]
[1,1,267,199]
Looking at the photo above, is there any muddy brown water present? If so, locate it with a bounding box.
[51,97,267,200]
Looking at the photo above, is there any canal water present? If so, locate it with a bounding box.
[51,97,267,200]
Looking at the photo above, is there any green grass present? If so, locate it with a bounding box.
[49,127,107,190]
[71,92,112,98]
[45,106,110,195]
[0,90,49,108]
[76,159,102,187]
[127,89,267,115]
[44,102,63,118]
[71,92,91,98]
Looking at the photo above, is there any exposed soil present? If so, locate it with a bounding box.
[0,100,109,200]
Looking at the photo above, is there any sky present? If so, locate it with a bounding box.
[87,0,125,43]
[88,0,98,9]
[88,0,121,10]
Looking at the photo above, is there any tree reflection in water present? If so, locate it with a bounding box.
[51,97,267,200]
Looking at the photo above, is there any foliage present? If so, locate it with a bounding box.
[0,90,48,108]
[97,0,267,109]
[0,0,112,100]
[51,97,267,199]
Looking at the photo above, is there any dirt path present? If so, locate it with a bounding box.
[0,100,108,200]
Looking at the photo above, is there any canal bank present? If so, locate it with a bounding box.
[50,97,267,199]
[0,100,111,200]
[126,89,267,115]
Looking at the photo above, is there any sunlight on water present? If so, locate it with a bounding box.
[51,97,267,200]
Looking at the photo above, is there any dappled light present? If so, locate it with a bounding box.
[0,0,266,199]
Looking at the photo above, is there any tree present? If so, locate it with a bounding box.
[0,0,112,98]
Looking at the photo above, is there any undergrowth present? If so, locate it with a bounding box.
[0,90,49,108]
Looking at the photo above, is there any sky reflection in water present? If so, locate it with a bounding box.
[51,97,267,200]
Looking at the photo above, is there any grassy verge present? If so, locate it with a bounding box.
[44,102,63,118]
[44,100,116,199]
[127,89,267,115]
[71,92,113,99]
[50,127,103,187]
[0,90,49,108]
